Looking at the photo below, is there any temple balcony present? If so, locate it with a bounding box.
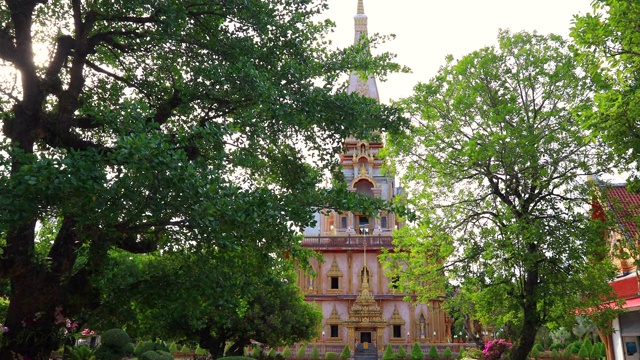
[301,235,394,249]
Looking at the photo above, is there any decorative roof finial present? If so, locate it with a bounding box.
[357,0,365,15]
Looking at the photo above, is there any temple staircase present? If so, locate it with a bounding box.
[354,343,378,360]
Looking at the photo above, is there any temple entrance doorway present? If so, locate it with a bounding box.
[360,332,372,344]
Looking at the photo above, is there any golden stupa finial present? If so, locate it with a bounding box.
[357,0,365,15]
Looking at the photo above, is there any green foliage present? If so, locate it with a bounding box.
[169,343,178,354]
[383,345,395,360]
[581,339,594,357]
[326,352,338,360]
[67,346,95,360]
[340,345,351,359]
[218,357,254,360]
[551,350,561,359]
[383,28,619,360]
[577,344,590,359]
[267,349,277,358]
[252,346,262,358]
[533,344,545,352]
[562,347,573,359]
[93,346,125,360]
[101,329,131,350]
[464,349,484,359]
[282,346,292,359]
[411,343,424,360]
[442,347,453,360]
[594,342,606,359]
[529,346,541,360]
[396,345,407,360]
[195,345,207,356]
[135,340,169,356]
[428,345,439,360]
[550,343,565,351]
[310,345,321,360]
[570,342,582,354]
[456,349,466,360]
[297,346,307,359]
[139,350,173,360]
[0,0,407,357]
[180,345,191,354]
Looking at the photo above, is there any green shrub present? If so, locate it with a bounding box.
[310,345,321,360]
[561,347,573,359]
[252,346,262,358]
[139,350,173,360]
[101,329,131,350]
[195,345,207,356]
[592,342,605,359]
[442,347,453,360]
[297,346,307,359]
[550,343,565,351]
[340,345,351,359]
[155,341,170,353]
[456,349,465,360]
[282,346,292,359]
[326,352,338,360]
[428,345,439,360]
[93,346,124,360]
[267,349,277,358]
[217,357,254,360]
[533,344,545,352]
[169,343,178,354]
[551,350,561,359]
[529,346,541,360]
[411,343,424,360]
[465,348,483,359]
[181,345,191,354]
[570,342,582,354]
[135,342,154,356]
[66,345,94,360]
[383,345,394,360]
[124,342,134,356]
[396,345,407,360]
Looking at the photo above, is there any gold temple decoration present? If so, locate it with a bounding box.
[389,305,405,325]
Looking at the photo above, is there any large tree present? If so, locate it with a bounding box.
[0,0,406,358]
[382,30,618,360]
[571,0,640,182]
[92,249,322,359]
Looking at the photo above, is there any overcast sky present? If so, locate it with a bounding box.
[321,0,594,104]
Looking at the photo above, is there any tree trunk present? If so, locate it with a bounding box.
[510,263,541,360]
[198,326,226,359]
[0,265,63,360]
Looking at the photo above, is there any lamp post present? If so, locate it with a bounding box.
[433,331,437,343]
[322,330,326,354]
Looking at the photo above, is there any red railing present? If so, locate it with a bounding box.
[302,235,394,248]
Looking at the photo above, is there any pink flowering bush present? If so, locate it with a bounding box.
[81,328,96,337]
[483,339,512,360]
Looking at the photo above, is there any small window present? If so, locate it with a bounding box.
[331,325,339,338]
[330,277,340,289]
[381,216,387,229]
[393,325,402,338]
[341,217,347,229]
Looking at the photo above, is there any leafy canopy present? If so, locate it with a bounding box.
[383,30,618,360]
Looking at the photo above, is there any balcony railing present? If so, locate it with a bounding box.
[302,235,394,248]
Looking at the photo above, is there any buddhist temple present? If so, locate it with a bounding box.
[297,0,450,355]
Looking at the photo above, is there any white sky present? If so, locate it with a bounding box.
[322,0,594,104]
